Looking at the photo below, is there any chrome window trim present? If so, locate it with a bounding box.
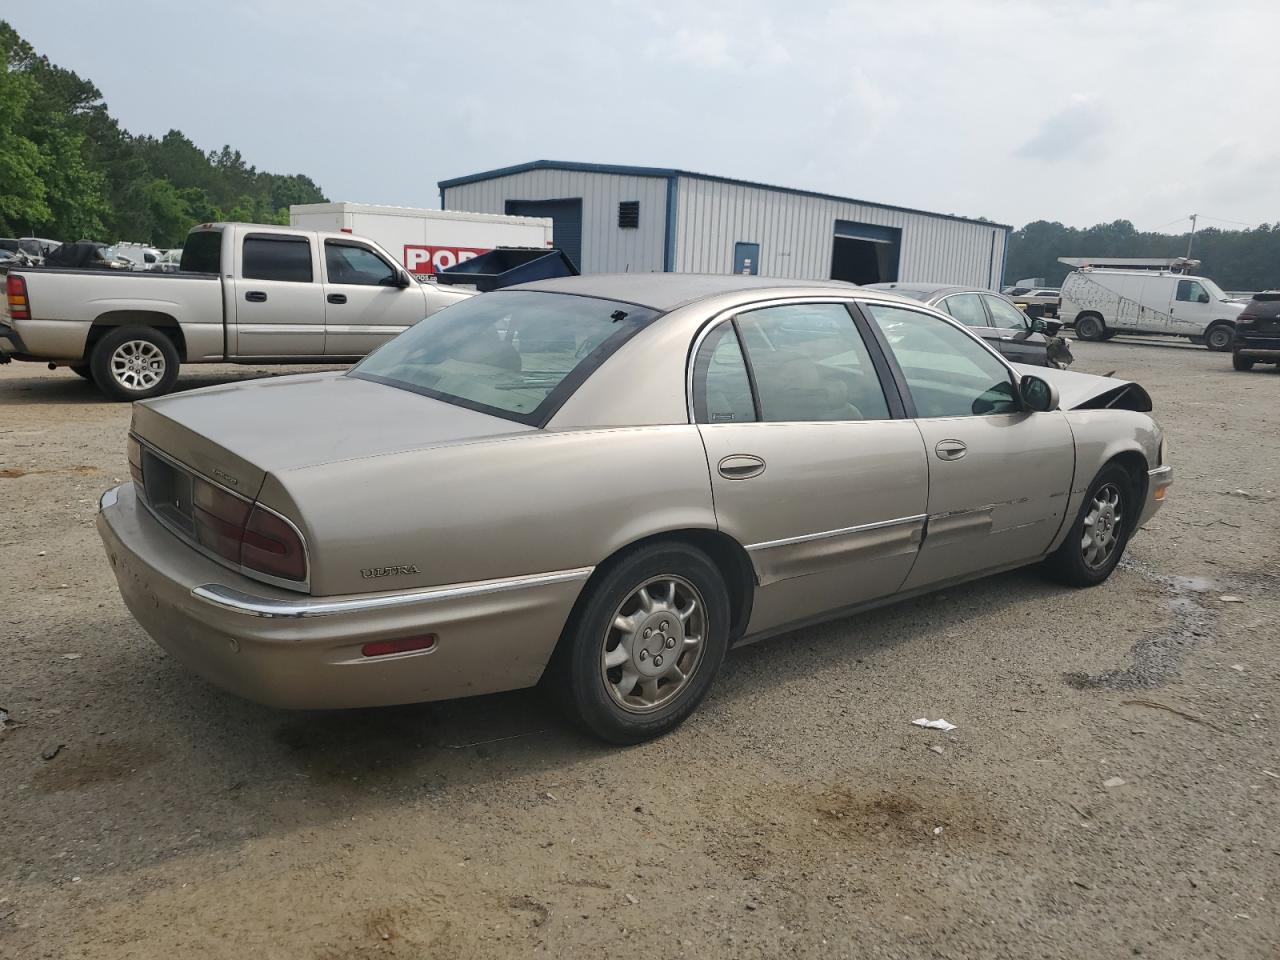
[190,566,596,619]
[746,513,928,552]
[131,439,312,593]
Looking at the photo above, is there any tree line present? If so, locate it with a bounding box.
[0,21,326,249]
[1005,219,1280,292]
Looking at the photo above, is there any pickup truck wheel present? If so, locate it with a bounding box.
[1205,324,1234,352]
[1074,314,1105,341]
[89,326,180,401]
[69,364,92,380]
[1232,353,1255,371]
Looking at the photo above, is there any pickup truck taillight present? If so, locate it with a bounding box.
[6,275,30,320]
[191,476,307,583]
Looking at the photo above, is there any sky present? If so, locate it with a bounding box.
[10,0,1279,232]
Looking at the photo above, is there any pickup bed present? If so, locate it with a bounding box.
[0,221,471,400]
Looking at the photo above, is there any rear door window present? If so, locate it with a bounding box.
[735,303,891,422]
[242,235,313,283]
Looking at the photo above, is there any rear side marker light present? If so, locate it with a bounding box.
[361,635,438,658]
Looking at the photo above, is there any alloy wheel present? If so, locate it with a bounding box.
[110,339,166,392]
[1081,482,1124,570]
[601,575,707,714]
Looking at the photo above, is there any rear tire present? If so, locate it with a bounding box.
[1232,353,1255,371]
[1075,313,1105,341]
[1045,463,1136,588]
[89,326,180,401]
[548,542,730,744]
[1205,323,1234,352]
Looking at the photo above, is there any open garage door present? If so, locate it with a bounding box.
[830,220,901,285]
[506,199,583,270]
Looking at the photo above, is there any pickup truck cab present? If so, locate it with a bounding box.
[0,222,471,400]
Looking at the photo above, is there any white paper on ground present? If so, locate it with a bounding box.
[911,717,957,732]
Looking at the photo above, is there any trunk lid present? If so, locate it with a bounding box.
[131,371,534,496]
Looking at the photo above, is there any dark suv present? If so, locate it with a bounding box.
[1232,292,1280,371]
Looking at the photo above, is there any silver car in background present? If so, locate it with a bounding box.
[98,275,1172,743]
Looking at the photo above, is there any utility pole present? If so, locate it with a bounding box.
[1186,213,1198,259]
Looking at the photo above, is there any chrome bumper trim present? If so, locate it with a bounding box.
[100,484,121,510]
[191,566,595,619]
[1148,465,1173,484]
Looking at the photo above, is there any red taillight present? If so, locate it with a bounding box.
[126,435,144,486]
[361,635,437,658]
[192,478,252,564]
[6,274,30,320]
[188,475,307,583]
[241,505,307,582]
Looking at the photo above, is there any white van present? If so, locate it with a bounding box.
[1058,259,1243,351]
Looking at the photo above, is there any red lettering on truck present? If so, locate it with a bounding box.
[403,245,491,275]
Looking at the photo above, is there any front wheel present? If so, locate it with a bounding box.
[549,542,730,744]
[1045,463,1135,587]
[1075,314,1105,341]
[1205,324,1234,352]
[69,364,92,380]
[89,326,180,401]
[1232,353,1255,371]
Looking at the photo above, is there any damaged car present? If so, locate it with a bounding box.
[97,276,1171,743]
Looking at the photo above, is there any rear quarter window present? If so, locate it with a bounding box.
[179,231,222,274]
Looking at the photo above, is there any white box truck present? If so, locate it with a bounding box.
[289,202,553,278]
[1058,257,1243,351]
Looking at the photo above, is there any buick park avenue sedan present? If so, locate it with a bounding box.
[98,275,1172,743]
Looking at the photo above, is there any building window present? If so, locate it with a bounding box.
[618,201,640,229]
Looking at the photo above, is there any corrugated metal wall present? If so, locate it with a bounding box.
[441,170,667,274]
[442,168,1006,287]
[673,176,1004,288]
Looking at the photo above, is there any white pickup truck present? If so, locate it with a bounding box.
[0,222,471,400]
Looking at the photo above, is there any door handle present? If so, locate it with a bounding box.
[934,439,967,461]
[244,291,267,303]
[327,293,347,305]
[718,454,766,480]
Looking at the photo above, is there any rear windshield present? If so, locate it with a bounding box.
[350,290,659,426]
[180,230,222,274]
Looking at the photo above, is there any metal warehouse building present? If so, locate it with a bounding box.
[438,160,1009,288]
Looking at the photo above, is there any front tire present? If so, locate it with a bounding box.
[89,326,180,401]
[69,364,92,380]
[1045,463,1136,587]
[1075,313,1105,341]
[1205,324,1234,352]
[1232,353,1255,371]
[549,542,730,744]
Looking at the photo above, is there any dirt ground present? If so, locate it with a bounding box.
[2,341,1278,960]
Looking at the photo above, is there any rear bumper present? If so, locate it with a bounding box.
[97,483,589,709]
[1138,465,1173,528]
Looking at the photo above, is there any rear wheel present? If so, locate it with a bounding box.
[1075,313,1105,341]
[89,326,180,401]
[1045,463,1135,587]
[1232,353,1255,371]
[549,542,730,744]
[1205,323,1234,352]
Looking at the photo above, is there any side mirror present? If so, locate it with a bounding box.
[1197,292,1210,303]
[382,272,412,288]
[1019,374,1059,412]
[1043,319,1063,336]
[1029,317,1048,334]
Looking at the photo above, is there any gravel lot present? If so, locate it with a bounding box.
[2,340,1278,959]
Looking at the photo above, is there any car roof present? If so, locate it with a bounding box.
[864,282,978,301]
[506,273,864,312]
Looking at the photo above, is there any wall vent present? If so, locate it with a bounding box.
[618,201,640,229]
